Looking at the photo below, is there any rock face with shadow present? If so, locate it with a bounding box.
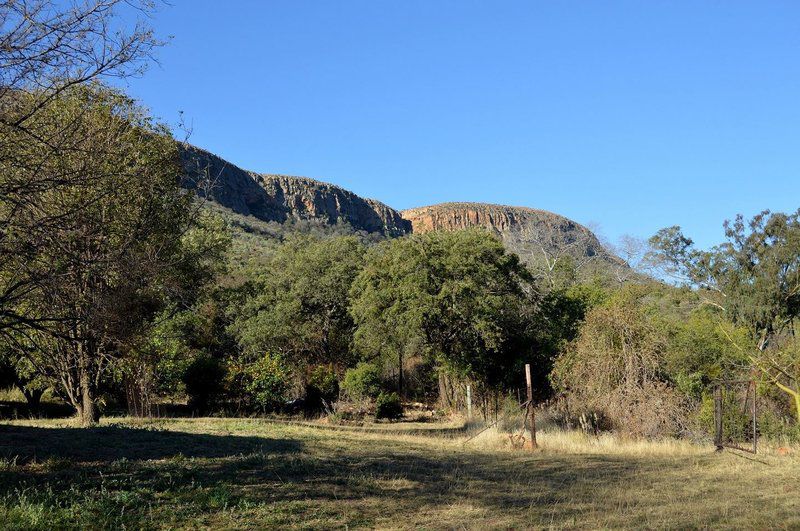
[180,144,411,236]
[180,144,627,274]
[402,202,625,270]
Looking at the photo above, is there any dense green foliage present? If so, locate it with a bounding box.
[241,354,290,412]
[350,229,544,398]
[230,235,366,370]
[341,363,384,400]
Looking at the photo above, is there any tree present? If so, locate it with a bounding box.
[422,230,539,390]
[0,336,48,411]
[230,235,366,374]
[0,0,163,336]
[552,289,686,437]
[3,84,222,426]
[120,221,233,416]
[350,235,429,396]
[608,234,651,284]
[533,281,610,393]
[350,229,540,399]
[520,222,601,290]
[648,210,800,417]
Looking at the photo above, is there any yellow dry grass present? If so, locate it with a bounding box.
[1,416,799,529]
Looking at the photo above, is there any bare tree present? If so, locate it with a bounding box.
[522,224,598,289]
[608,234,651,284]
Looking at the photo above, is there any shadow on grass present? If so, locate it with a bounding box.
[0,423,303,464]
[0,422,706,528]
[242,446,642,513]
[0,401,74,421]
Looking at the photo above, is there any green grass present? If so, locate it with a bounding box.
[0,417,798,529]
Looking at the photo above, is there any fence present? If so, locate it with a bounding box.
[714,379,757,454]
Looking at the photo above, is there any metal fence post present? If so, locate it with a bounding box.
[714,385,723,451]
[466,384,472,420]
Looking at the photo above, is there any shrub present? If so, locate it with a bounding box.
[341,363,383,400]
[305,364,339,408]
[184,355,226,413]
[243,354,289,412]
[696,388,800,444]
[375,391,403,420]
[553,297,686,437]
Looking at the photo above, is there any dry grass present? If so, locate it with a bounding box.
[463,426,706,457]
[0,416,799,529]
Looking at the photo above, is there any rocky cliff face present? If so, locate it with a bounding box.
[181,145,625,275]
[255,174,410,235]
[180,144,411,236]
[402,202,622,269]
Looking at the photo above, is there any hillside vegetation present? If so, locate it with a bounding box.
[181,145,625,282]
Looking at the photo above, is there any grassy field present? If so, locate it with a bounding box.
[0,417,799,529]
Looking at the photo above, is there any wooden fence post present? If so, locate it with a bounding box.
[751,379,757,454]
[526,364,537,449]
[714,385,723,451]
[466,384,472,420]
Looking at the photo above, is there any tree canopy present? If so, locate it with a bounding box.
[1,84,226,425]
[230,235,366,372]
[350,229,541,394]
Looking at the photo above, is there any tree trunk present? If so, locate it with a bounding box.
[398,350,404,398]
[80,369,99,426]
[20,387,43,414]
[438,373,450,409]
[78,343,100,427]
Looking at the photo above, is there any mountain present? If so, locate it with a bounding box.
[179,144,626,276]
[401,202,624,273]
[180,144,411,236]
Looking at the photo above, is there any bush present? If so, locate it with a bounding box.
[696,388,800,444]
[757,408,800,443]
[553,297,686,437]
[184,355,226,413]
[305,364,339,411]
[341,363,383,400]
[375,392,403,420]
[243,354,289,412]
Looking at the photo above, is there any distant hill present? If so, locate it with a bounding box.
[180,144,411,236]
[179,144,628,279]
[401,202,624,273]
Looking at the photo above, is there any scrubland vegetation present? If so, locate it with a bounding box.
[1,1,800,529]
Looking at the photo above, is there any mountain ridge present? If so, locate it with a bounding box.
[180,144,411,236]
[401,202,623,271]
[179,144,626,273]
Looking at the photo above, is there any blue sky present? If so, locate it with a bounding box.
[121,1,800,249]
